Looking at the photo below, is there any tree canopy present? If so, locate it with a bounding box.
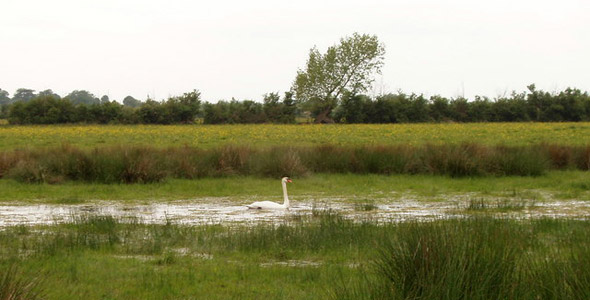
[38,89,61,99]
[12,88,36,102]
[292,33,385,123]
[123,96,142,107]
[0,89,10,105]
[66,90,100,105]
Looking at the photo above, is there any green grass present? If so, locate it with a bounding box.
[339,218,590,299]
[0,212,372,299]
[464,198,535,213]
[1,171,590,203]
[2,214,590,299]
[0,264,44,300]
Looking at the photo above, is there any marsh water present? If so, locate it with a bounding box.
[1,196,589,227]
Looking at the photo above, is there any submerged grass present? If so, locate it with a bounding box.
[465,198,536,212]
[354,201,379,212]
[1,213,590,299]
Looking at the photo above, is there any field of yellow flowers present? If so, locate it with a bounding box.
[0,123,589,150]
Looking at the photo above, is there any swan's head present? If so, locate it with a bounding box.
[282,177,292,183]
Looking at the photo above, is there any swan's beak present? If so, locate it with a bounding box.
[287,179,292,183]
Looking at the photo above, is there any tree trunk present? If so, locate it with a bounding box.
[314,107,335,124]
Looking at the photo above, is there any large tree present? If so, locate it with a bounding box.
[66,90,100,105]
[123,95,142,107]
[0,88,10,105]
[292,33,385,123]
[12,88,36,102]
[38,89,61,99]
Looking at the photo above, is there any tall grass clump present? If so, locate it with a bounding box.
[522,219,590,300]
[335,218,590,300]
[350,146,416,174]
[525,245,590,299]
[161,146,209,178]
[5,145,167,184]
[0,265,44,300]
[372,218,525,300]
[0,150,29,178]
[301,145,355,173]
[418,143,490,177]
[492,146,548,176]
[36,215,122,255]
[545,144,590,171]
[249,146,308,178]
[212,145,252,175]
[574,145,590,170]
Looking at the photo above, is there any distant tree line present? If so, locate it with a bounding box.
[202,92,296,124]
[1,85,590,124]
[334,85,590,123]
[2,89,203,125]
[0,88,297,125]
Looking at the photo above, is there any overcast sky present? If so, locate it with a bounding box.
[1,0,588,102]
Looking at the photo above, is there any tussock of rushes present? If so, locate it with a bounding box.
[0,265,44,300]
[0,143,588,183]
[336,218,590,300]
[3,145,167,184]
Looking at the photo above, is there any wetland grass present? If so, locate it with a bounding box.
[2,171,590,204]
[2,143,589,184]
[336,218,590,300]
[2,213,590,299]
[0,264,44,300]
[465,198,535,212]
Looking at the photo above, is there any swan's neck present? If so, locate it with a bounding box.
[282,181,289,208]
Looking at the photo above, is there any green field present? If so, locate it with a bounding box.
[2,215,590,299]
[1,122,590,150]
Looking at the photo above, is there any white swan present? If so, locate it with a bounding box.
[246,177,292,209]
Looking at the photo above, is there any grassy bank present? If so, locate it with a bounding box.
[1,123,590,150]
[1,171,590,203]
[1,214,590,299]
[1,143,589,184]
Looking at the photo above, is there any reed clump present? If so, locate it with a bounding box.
[2,145,167,184]
[336,218,590,300]
[0,143,587,183]
[0,265,44,300]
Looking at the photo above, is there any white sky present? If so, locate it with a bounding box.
[1,0,589,102]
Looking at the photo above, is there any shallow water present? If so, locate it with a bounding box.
[1,197,589,227]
